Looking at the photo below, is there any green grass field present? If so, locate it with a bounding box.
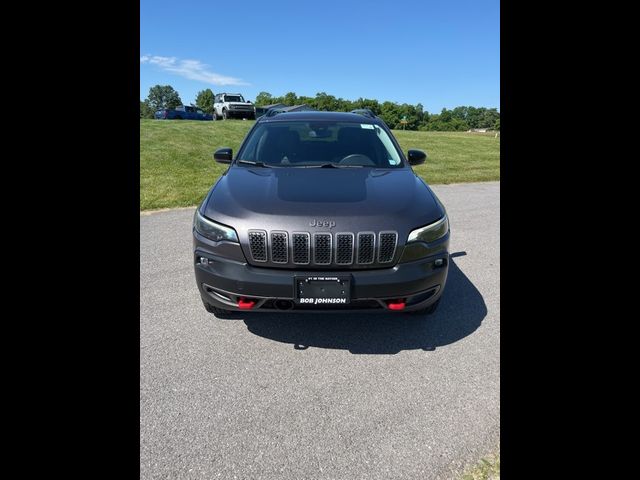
[140,119,499,211]
[461,452,500,480]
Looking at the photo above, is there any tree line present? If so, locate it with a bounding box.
[140,85,500,131]
[140,85,215,119]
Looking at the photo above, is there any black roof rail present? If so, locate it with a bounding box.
[350,108,377,118]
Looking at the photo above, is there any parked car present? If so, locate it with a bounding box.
[213,93,256,120]
[254,103,286,119]
[155,105,213,120]
[193,110,450,315]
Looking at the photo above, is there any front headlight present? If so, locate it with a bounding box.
[407,215,449,243]
[193,210,238,243]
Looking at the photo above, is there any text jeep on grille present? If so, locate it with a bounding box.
[193,110,450,314]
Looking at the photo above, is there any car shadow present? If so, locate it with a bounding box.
[226,253,486,354]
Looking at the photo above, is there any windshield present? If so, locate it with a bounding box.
[236,121,404,168]
[225,95,244,102]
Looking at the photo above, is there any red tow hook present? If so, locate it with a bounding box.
[386,299,406,311]
[237,297,256,310]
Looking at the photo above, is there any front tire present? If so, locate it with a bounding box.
[222,109,228,120]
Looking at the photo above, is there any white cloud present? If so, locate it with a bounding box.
[140,55,250,86]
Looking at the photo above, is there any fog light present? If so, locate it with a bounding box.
[434,258,444,267]
[200,257,209,265]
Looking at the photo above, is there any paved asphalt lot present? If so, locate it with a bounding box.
[140,181,500,479]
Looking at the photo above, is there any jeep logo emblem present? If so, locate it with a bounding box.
[310,219,336,228]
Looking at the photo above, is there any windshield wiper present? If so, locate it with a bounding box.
[294,163,363,169]
[236,160,275,168]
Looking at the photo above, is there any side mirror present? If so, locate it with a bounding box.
[214,147,233,163]
[407,149,427,166]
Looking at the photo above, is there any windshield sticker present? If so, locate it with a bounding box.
[360,124,375,129]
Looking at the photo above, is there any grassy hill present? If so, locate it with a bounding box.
[140,119,499,210]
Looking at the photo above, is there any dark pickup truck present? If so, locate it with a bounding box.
[155,105,213,120]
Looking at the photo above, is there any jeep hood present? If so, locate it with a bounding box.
[203,166,444,238]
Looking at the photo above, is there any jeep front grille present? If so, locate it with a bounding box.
[291,233,310,264]
[357,233,375,264]
[248,230,267,262]
[270,232,288,263]
[313,233,331,264]
[378,232,398,263]
[247,230,397,267]
[335,233,354,265]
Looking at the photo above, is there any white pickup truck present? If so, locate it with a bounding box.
[213,93,256,120]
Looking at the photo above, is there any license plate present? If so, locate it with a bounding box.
[294,275,351,305]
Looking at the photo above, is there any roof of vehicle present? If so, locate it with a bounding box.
[350,108,377,118]
[256,110,383,124]
[256,103,287,109]
[264,104,314,116]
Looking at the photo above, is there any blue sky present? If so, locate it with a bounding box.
[140,0,499,113]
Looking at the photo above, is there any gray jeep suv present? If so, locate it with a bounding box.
[193,111,449,314]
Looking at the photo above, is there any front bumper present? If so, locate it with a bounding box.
[193,248,449,313]
[227,109,255,118]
